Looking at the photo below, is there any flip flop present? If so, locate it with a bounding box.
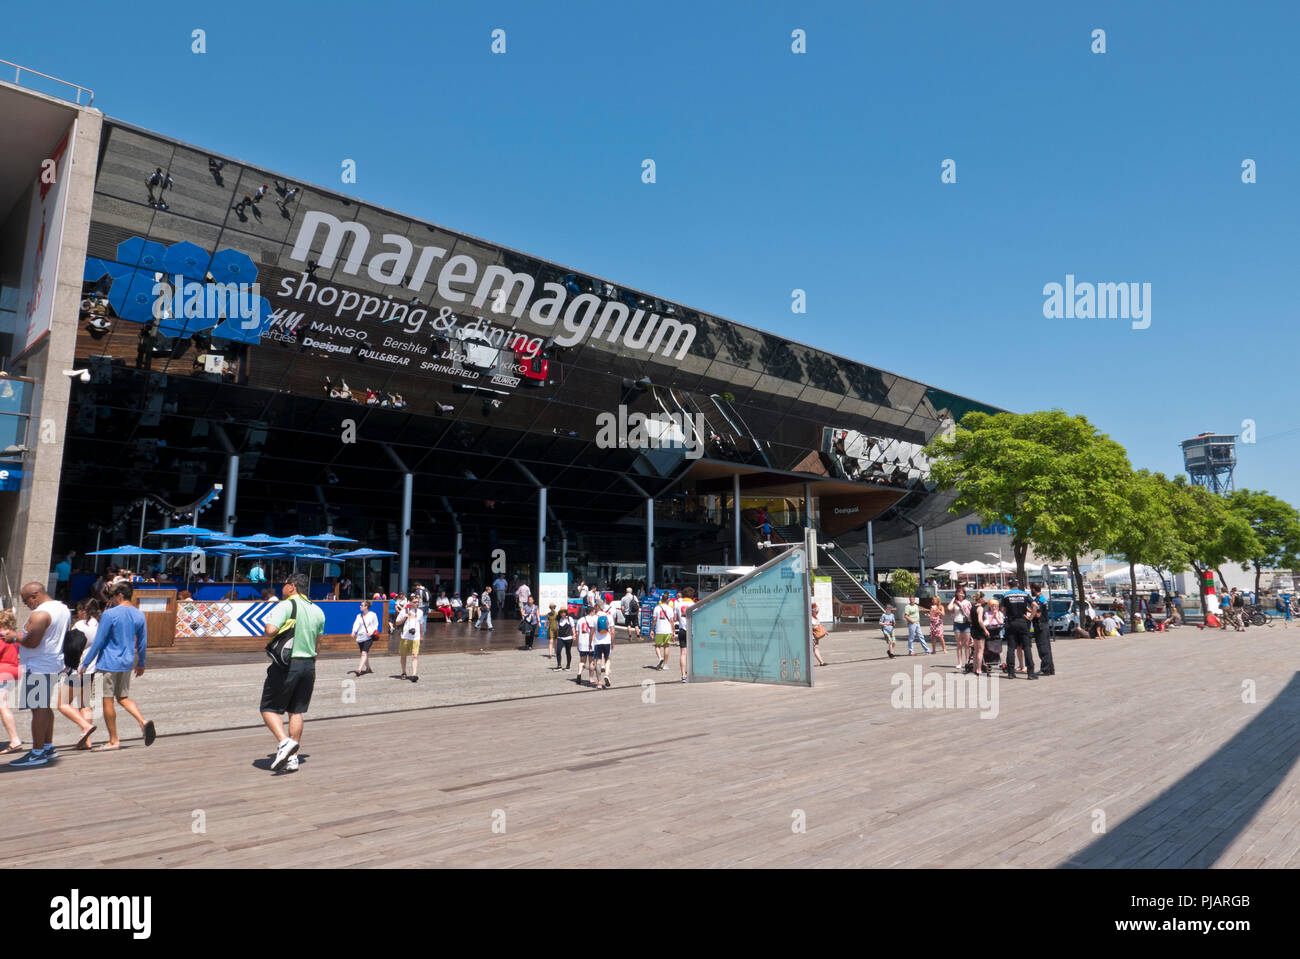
[0,743,23,755]
[76,725,97,749]
[143,720,157,747]
[92,743,121,752]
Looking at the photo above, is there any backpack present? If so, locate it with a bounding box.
[597,613,609,633]
[63,622,87,671]
[266,596,306,667]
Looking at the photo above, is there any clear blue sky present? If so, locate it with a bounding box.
[6,0,1298,506]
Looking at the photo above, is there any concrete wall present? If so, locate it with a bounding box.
[4,106,102,617]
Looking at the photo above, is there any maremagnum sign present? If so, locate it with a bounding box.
[284,211,698,361]
[966,523,1016,536]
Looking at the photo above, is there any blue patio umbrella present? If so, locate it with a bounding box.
[86,546,162,556]
[108,269,163,325]
[236,534,293,545]
[149,525,224,537]
[209,248,257,285]
[158,545,212,587]
[297,533,359,545]
[84,258,132,284]
[86,544,163,576]
[205,543,269,582]
[162,241,211,282]
[211,295,271,345]
[116,237,167,271]
[332,548,398,598]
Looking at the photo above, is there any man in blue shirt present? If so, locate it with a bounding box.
[79,582,156,750]
[54,551,75,603]
[248,562,266,584]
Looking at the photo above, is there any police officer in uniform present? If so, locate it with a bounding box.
[999,579,1038,680]
[1030,582,1055,675]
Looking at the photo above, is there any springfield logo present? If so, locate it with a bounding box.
[1042,274,1151,330]
[595,405,705,459]
[890,665,999,718]
[153,275,262,328]
[50,889,151,939]
[288,211,697,359]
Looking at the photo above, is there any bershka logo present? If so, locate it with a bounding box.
[288,211,697,358]
[595,404,706,460]
[152,276,262,327]
[50,889,151,939]
[1042,274,1151,330]
[890,665,999,719]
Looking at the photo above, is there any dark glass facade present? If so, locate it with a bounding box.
[57,119,1000,584]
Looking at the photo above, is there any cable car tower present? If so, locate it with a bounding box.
[1180,432,1237,495]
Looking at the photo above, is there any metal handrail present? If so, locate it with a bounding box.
[819,546,887,615]
[1,58,94,106]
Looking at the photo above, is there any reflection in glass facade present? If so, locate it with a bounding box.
[57,119,1001,584]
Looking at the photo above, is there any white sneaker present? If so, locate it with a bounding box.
[285,755,300,772]
[271,737,299,770]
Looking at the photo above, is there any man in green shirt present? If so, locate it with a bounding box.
[904,596,930,655]
[260,573,326,772]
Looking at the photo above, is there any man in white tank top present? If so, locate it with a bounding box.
[3,582,70,767]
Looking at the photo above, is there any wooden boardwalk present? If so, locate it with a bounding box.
[4,625,1299,868]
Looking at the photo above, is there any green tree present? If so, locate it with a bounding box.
[1110,471,1180,629]
[1224,489,1300,596]
[927,409,1130,613]
[1166,478,1259,606]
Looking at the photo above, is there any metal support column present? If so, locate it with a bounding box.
[803,482,812,530]
[733,473,741,561]
[646,497,654,589]
[382,445,413,596]
[917,524,926,586]
[537,487,548,580]
[222,453,239,577]
[136,502,147,572]
[441,496,462,598]
[867,521,875,588]
[399,472,413,595]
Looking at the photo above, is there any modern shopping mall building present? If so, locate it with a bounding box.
[0,70,1014,605]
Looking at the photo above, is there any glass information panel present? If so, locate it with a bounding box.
[688,545,813,687]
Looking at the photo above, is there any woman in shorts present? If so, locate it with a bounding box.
[351,599,379,676]
[0,610,23,754]
[948,586,972,671]
[396,595,423,682]
[652,595,675,670]
[58,599,99,749]
[574,606,594,685]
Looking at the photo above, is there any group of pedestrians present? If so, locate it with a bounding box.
[0,580,157,768]
[882,580,1056,679]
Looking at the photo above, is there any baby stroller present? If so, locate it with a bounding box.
[983,628,1005,674]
